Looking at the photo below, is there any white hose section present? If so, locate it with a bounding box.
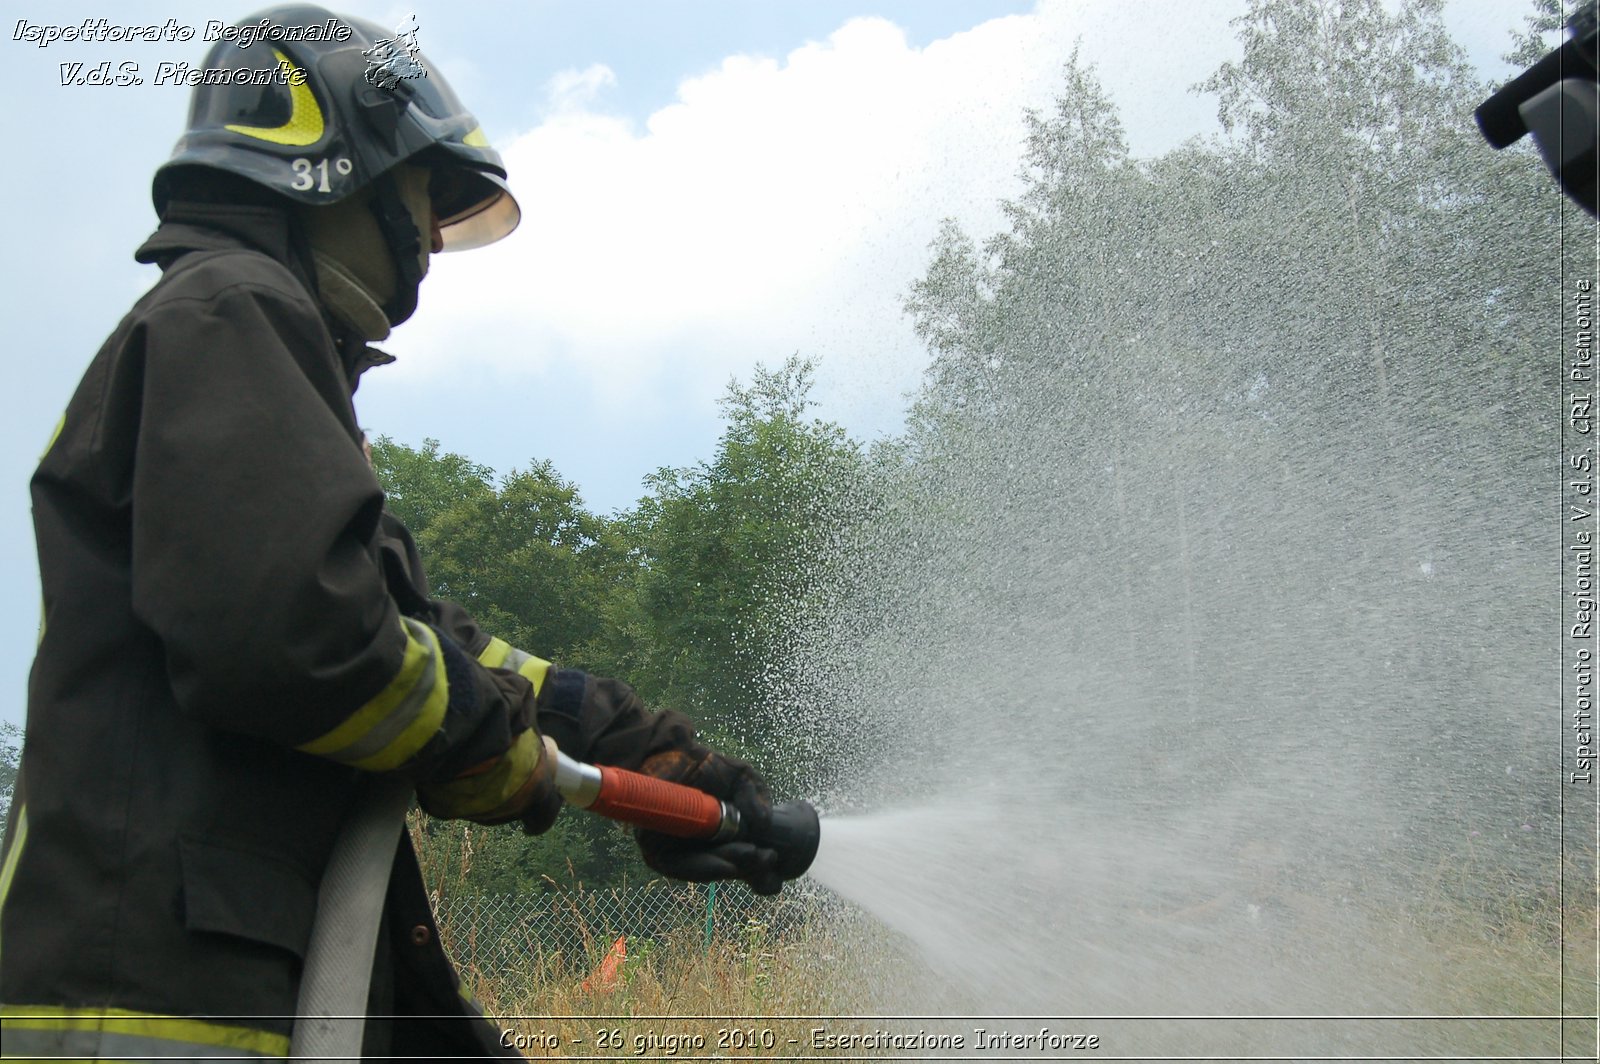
[289,775,414,1063]
[550,745,602,807]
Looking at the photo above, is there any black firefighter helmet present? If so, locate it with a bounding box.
[153,4,520,251]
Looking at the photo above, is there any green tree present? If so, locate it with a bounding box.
[370,436,495,536]
[1505,0,1571,66]
[0,721,21,824]
[859,0,1562,879]
[585,357,870,789]
[906,45,1142,436]
[371,437,628,664]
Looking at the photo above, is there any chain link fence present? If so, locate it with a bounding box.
[432,881,833,975]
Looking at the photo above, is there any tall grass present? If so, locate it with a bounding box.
[408,812,884,1056]
[410,813,1596,1060]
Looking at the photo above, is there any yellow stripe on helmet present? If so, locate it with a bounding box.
[225,50,325,147]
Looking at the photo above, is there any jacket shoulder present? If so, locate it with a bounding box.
[138,245,320,323]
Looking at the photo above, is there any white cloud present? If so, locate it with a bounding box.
[394,1,1248,438]
[545,63,620,113]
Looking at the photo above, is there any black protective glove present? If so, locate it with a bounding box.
[635,747,785,896]
[416,727,561,831]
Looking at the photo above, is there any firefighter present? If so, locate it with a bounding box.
[0,5,779,1059]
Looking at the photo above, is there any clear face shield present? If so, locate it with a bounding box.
[384,60,522,251]
[426,165,521,252]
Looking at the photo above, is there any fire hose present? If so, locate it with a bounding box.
[290,743,819,1062]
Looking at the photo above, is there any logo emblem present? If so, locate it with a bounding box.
[363,15,427,91]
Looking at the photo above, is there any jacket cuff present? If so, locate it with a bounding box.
[534,669,699,770]
[415,629,514,784]
[294,616,455,772]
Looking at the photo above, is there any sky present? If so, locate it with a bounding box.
[0,1,1536,729]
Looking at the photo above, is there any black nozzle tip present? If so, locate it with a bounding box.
[765,799,820,880]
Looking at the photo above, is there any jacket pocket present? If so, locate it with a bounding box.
[179,835,318,959]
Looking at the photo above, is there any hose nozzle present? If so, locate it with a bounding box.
[763,799,821,880]
[547,743,820,880]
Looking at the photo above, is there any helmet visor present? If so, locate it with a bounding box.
[431,166,521,251]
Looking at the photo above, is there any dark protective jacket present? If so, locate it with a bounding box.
[0,201,698,1061]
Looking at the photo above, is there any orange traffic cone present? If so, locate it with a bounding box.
[582,935,626,993]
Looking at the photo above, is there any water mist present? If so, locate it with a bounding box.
[763,219,1586,1063]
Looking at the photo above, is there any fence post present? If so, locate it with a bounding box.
[702,882,717,952]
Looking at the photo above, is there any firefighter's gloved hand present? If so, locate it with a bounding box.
[416,728,562,831]
[634,748,784,896]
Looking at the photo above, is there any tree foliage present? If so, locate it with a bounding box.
[870,0,1569,890]
[581,357,870,783]
[1504,0,1571,67]
[0,721,20,823]
[372,438,629,664]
